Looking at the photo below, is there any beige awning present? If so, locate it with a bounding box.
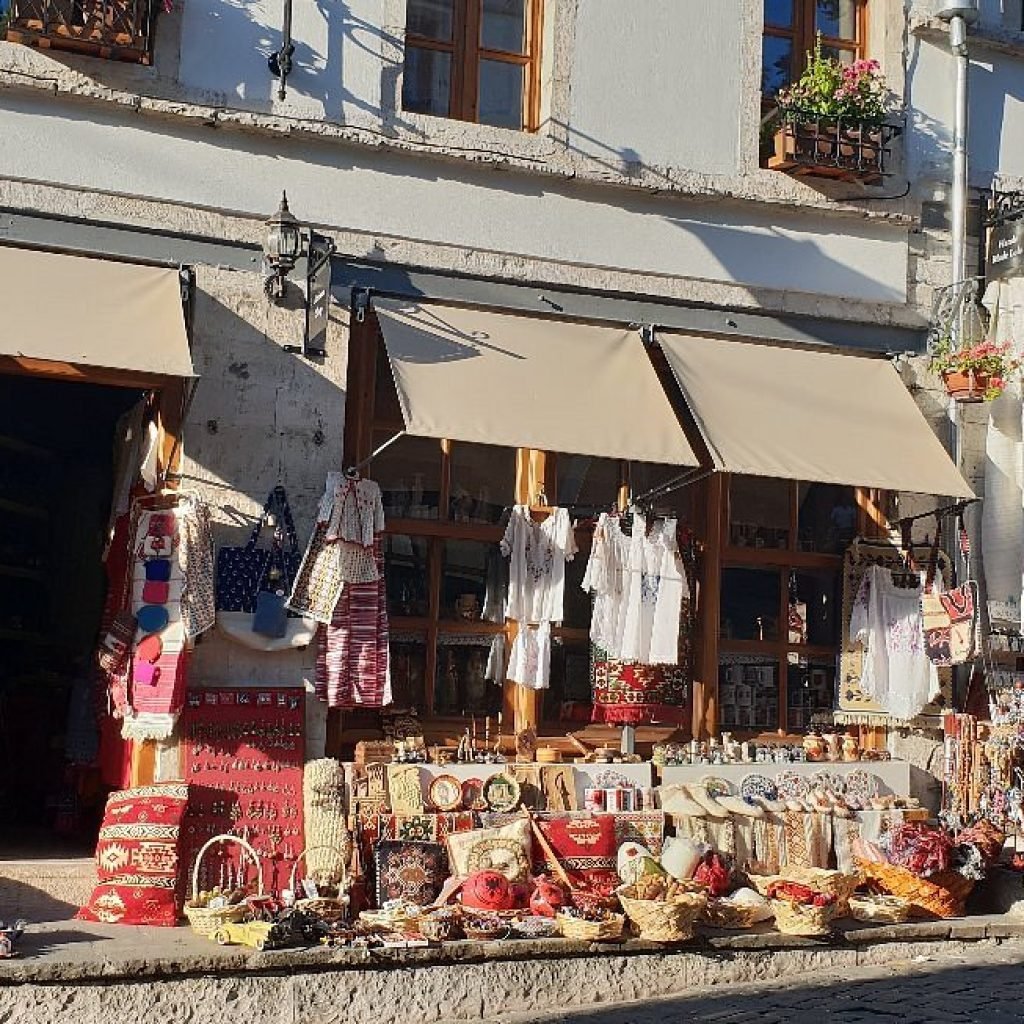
[657,331,974,498]
[0,245,194,378]
[374,299,699,465]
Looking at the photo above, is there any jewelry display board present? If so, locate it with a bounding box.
[182,687,304,894]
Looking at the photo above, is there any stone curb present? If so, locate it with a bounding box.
[3,917,1023,988]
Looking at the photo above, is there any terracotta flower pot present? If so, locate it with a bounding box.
[942,369,992,403]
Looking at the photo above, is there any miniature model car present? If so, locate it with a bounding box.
[0,920,27,958]
[213,920,285,951]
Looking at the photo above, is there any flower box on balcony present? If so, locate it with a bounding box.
[5,0,158,65]
[768,119,902,186]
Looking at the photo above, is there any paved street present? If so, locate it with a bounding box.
[471,941,1024,1024]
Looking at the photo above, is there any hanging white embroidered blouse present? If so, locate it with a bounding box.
[850,564,939,721]
[582,513,686,665]
[500,505,577,624]
[318,472,385,584]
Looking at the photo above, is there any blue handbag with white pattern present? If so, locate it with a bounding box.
[215,486,301,614]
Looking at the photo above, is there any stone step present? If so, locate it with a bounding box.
[0,858,95,923]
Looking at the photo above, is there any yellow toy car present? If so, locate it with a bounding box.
[213,920,282,951]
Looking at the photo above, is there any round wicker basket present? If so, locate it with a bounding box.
[618,886,708,942]
[848,894,912,924]
[184,834,264,938]
[748,868,859,915]
[769,897,838,937]
[290,844,350,923]
[703,897,760,930]
[555,910,625,942]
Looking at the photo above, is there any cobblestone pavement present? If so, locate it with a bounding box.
[473,941,1024,1023]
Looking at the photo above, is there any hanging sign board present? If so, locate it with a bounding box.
[987,220,1024,281]
[303,232,335,358]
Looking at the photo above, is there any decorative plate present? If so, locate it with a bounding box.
[462,777,488,811]
[842,769,880,803]
[483,773,522,813]
[739,773,778,803]
[428,774,463,812]
[809,769,843,794]
[774,770,810,799]
[700,775,735,798]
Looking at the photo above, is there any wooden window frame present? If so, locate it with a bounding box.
[762,0,868,104]
[695,473,885,740]
[404,0,544,132]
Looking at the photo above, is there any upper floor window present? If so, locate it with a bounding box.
[762,0,866,101]
[402,0,543,131]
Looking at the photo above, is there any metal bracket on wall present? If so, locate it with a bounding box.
[267,0,295,100]
[352,287,372,324]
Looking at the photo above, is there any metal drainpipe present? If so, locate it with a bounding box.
[948,14,970,574]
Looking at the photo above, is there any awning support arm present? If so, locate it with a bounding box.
[632,467,714,506]
[893,497,980,528]
[345,430,405,478]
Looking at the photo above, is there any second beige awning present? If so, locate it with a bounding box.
[657,331,973,498]
[373,299,699,466]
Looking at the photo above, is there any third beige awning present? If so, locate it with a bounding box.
[373,299,699,465]
[657,331,973,498]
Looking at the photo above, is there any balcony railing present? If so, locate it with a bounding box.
[5,0,158,64]
[768,116,903,187]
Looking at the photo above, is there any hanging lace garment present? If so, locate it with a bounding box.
[850,565,939,722]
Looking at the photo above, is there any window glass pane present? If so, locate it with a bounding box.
[372,432,442,520]
[442,539,504,622]
[721,567,781,641]
[406,0,453,41]
[719,654,779,730]
[816,0,858,41]
[478,58,524,128]
[790,569,841,647]
[728,475,791,550]
[561,537,591,629]
[390,632,428,710]
[797,482,857,554]
[435,635,503,715]
[543,640,593,722]
[481,0,526,53]
[761,35,794,97]
[449,442,516,524]
[557,455,622,508]
[821,44,856,66]
[402,46,452,117]
[764,0,794,27]
[786,656,836,731]
[384,535,431,617]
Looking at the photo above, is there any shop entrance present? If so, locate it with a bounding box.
[0,374,145,855]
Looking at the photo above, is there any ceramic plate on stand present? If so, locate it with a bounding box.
[843,769,880,804]
[461,777,488,811]
[775,770,810,799]
[483,773,522,813]
[739,773,778,803]
[428,774,463,812]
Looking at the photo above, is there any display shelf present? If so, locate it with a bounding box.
[0,564,44,582]
[0,497,49,521]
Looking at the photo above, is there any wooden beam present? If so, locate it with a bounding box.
[694,473,725,739]
[0,355,171,390]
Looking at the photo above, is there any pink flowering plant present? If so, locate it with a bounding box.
[776,37,889,125]
[930,338,1022,401]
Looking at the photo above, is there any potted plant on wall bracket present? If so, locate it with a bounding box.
[767,38,902,186]
[930,337,1021,402]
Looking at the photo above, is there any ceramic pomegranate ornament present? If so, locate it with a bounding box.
[528,874,566,918]
[460,870,516,911]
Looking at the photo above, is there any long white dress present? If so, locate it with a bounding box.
[582,513,686,666]
[849,565,938,721]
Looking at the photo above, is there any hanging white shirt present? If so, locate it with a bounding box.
[500,505,577,624]
[582,512,631,656]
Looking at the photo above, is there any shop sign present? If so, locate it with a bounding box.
[987,219,1024,281]
[304,232,335,358]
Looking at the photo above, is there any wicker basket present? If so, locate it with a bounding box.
[848,894,912,924]
[184,834,264,938]
[556,910,625,942]
[749,868,860,915]
[855,859,974,919]
[770,897,838,937]
[618,886,708,942]
[290,844,350,923]
[703,897,760,930]
[418,911,463,942]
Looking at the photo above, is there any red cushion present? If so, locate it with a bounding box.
[536,815,619,894]
[77,782,188,927]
